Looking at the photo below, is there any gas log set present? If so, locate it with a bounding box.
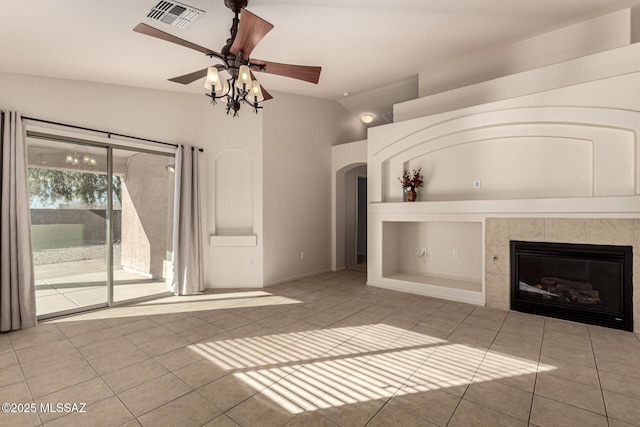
[520,276,601,305]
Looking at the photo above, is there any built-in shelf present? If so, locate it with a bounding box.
[209,234,257,247]
[371,196,640,215]
[385,273,482,292]
[374,274,484,305]
[377,220,483,304]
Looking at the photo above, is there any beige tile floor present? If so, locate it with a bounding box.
[2,268,640,426]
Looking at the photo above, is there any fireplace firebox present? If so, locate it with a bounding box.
[510,241,633,331]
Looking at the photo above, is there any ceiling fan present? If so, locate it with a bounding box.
[133,0,321,116]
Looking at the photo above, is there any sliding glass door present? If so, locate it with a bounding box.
[112,148,175,303]
[27,135,175,319]
[28,138,110,317]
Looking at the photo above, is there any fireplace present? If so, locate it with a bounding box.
[510,240,633,331]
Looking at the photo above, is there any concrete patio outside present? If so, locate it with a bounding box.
[35,245,170,317]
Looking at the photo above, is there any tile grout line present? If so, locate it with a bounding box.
[49,321,138,426]
[9,329,45,427]
[526,317,546,427]
[442,306,507,426]
[586,326,610,425]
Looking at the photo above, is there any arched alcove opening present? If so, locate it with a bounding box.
[214,149,254,235]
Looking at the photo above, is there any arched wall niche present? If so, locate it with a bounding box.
[214,149,254,235]
[371,107,640,203]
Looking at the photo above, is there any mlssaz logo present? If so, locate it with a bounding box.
[39,403,87,413]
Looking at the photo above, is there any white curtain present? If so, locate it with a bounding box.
[170,144,204,295]
[0,111,37,331]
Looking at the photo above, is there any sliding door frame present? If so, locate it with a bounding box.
[27,123,177,320]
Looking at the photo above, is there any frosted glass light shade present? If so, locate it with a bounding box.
[250,81,264,102]
[204,67,221,91]
[236,65,252,90]
[221,81,230,99]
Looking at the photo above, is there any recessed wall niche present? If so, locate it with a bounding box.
[382,221,483,293]
[214,150,254,235]
[375,107,637,203]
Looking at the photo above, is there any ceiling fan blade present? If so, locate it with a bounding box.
[230,9,274,60]
[261,84,274,101]
[169,65,225,85]
[250,59,321,84]
[133,23,221,57]
[250,72,273,101]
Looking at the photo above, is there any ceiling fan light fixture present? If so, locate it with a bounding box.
[235,65,252,90]
[251,81,264,102]
[135,0,321,118]
[361,114,375,124]
[204,66,221,91]
[221,81,230,99]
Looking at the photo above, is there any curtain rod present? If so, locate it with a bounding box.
[183,145,204,152]
[23,116,203,152]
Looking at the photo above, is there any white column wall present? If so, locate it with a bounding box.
[262,93,365,285]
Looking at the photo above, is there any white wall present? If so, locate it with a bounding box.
[395,222,482,283]
[0,72,203,144]
[2,71,364,290]
[262,92,365,285]
[202,102,264,287]
[373,73,640,205]
[419,9,634,98]
[400,10,640,122]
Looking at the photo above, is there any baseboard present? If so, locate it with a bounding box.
[367,280,485,306]
[263,268,333,287]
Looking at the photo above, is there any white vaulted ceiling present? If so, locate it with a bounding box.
[1,0,639,102]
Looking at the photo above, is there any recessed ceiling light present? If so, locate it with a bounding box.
[342,91,350,97]
[361,114,374,124]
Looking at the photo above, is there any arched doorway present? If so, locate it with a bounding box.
[332,140,367,271]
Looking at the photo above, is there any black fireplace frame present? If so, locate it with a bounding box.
[510,240,633,331]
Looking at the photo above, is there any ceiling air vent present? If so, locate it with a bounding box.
[381,111,394,124]
[146,1,204,29]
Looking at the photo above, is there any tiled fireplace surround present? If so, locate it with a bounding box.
[485,218,640,332]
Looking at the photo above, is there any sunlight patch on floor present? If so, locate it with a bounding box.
[138,291,275,304]
[53,291,302,321]
[189,323,556,414]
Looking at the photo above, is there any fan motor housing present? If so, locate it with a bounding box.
[224,0,248,11]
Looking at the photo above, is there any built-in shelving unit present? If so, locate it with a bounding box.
[373,219,484,304]
[365,45,640,319]
[368,196,640,306]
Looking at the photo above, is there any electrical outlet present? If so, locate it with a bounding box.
[473,179,481,189]
[453,249,459,258]
[249,258,255,266]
